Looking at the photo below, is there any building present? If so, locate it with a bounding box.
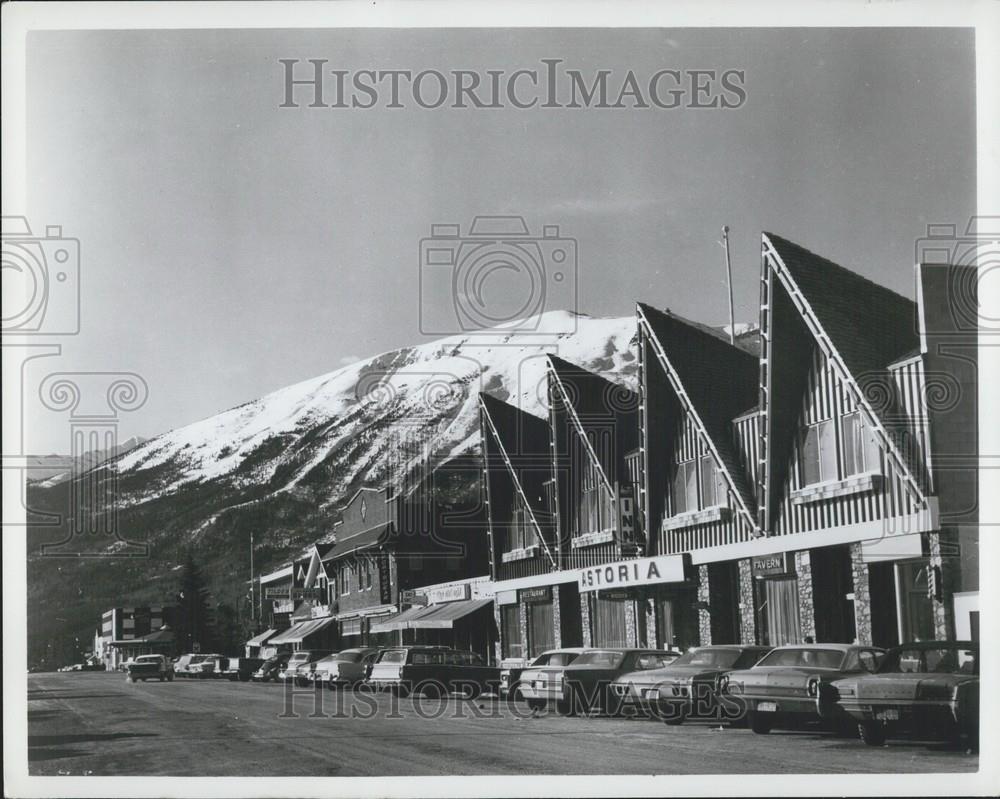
[637,232,978,649]
[483,355,680,668]
[96,606,178,669]
[251,458,490,656]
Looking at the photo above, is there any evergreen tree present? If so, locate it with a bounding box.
[175,550,211,652]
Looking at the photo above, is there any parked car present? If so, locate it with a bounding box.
[221,657,265,682]
[188,654,225,679]
[125,654,174,683]
[514,649,587,710]
[252,652,291,682]
[278,650,335,685]
[310,648,380,690]
[721,643,884,734]
[611,645,772,725]
[827,641,978,747]
[367,646,500,699]
[559,648,682,715]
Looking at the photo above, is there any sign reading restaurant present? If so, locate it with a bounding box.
[577,554,685,593]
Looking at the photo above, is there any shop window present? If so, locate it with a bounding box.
[500,604,523,659]
[758,577,801,646]
[841,411,880,476]
[590,595,628,648]
[527,602,555,658]
[801,419,837,486]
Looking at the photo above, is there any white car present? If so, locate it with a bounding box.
[309,648,380,689]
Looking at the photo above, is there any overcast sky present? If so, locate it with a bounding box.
[24,27,975,453]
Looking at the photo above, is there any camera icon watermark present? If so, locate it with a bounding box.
[915,215,997,335]
[419,215,578,337]
[1,216,81,336]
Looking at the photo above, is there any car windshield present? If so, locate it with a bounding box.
[190,656,207,664]
[573,650,625,668]
[670,648,745,668]
[135,656,159,663]
[756,648,845,669]
[288,654,308,663]
[333,652,364,663]
[378,650,407,664]
[881,646,977,675]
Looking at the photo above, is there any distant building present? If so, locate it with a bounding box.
[97,606,178,669]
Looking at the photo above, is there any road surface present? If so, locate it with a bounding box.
[27,672,977,776]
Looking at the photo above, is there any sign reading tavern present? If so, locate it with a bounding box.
[577,555,685,593]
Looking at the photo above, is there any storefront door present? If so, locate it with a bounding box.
[896,560,934,641]
[657,597,676,650]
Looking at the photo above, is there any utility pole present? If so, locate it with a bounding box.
[719,225,736,345]
[249,529,256,630]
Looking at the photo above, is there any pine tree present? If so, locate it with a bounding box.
[176,550,211,653]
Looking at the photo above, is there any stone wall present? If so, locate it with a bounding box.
[928,531,956,640]
[850,542,872,645]
[795,550,817,642]
[737,559,757,645]
[697,564,713,646]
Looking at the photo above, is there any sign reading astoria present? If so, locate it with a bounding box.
[577,554,686,593]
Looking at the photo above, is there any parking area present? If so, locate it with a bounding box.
[27,672,978,776]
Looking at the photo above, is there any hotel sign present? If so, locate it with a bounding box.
[577,555,685,593]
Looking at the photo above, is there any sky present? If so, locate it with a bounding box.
[22,27,976,453]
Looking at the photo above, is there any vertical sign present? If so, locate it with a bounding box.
[378,552,392,605]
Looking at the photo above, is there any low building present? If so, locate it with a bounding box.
[97,606,177,670]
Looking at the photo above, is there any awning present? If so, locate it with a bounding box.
[268,616,335,645]
[405,599,493,630]
[245,628,278,647]
[369,605,433,634]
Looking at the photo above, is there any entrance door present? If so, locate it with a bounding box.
[527,601,555,658]
[708,562,740,644]
[758,577,801,646]
[896,560,934,641]
[657,597,676,650]
[810,545,856,643]
[868,561,900,648]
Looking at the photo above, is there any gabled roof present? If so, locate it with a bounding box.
[546,355,638,490]
[320,523,393,562]
[764,233,919,394]
[479,393,556,567]
[761,233,928,515]
[637,303,759,518]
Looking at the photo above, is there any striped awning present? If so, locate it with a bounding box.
[372,599,493,632]
[268,616,335,645]
[369,605,432,634]
[245,628,278,647]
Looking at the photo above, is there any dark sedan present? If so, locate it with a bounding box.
[611,645,771,725]
[722,643,884,734]
[829,641,978,748]
[560,648,681,715]
[251,652,291,682]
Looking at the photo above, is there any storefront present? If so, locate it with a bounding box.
[267,616,337,652]
[244,628,278,659]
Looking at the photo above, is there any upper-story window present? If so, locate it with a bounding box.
[577,458,612,536]
[801,411,880,487]
[509,494,538,551]
[672,451,727,515]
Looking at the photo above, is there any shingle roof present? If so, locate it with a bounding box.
[764,233,919,389]
[637,303,760,515]
[546,355,639,481]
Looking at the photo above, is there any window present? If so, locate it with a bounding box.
[500,604,523,659]
[341,567,351,596]
[698,453,727,509]
[590,596,628,648]
[841,411,880,476]
[671,459,698,515]
[577,459,612,536]
[801,419,837,485]
[509,495,538,551]
[527,601,555,658]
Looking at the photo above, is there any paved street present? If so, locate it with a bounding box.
[28,672,977,776]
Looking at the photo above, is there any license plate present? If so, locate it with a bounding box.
[875,708,899,721]
[643,688,659,700]
[757,701,778,713]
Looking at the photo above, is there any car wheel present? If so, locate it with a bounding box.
[418,681,442,699]
[526,698,545,712]
[749,711,773,735]
[167,673,174,682]
[555,698,575,716]
[663,707,687,726]
[858,721,886,747]
[159,675,165,682]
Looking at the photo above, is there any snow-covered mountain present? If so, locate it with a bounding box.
[114,310,640,512]
[25,435,148,486]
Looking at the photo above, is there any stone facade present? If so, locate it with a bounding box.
[795,550,817,642]
[697,564,713,646]
[737,558,757,645]
[849,542,873,646]
[927,531,956,640]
